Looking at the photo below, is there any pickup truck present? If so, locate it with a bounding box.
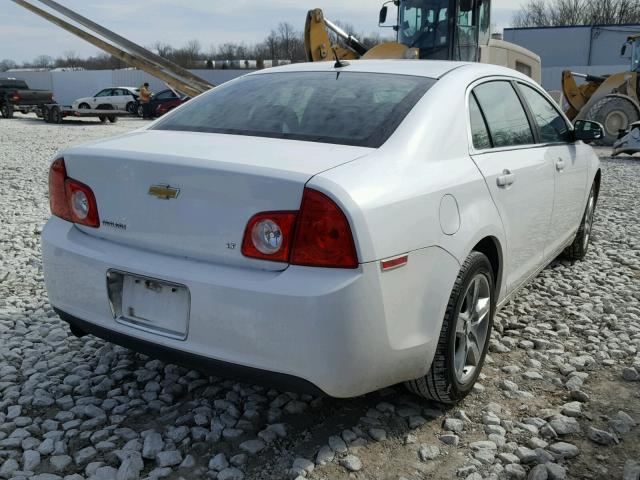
[0,77,54,118]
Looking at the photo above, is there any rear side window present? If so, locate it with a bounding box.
[0,79,28,89]
[473,81,534,148]
[518,84,571,143]
[153,72,435,148]
[469,94,492,150]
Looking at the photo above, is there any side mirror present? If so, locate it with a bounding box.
[574,120,604,143]
[460,0,474,12]
[379,6,388,25]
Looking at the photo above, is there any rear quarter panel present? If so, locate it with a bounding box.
[310,70,507,280]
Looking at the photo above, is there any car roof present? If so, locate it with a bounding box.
[249,59,531,82]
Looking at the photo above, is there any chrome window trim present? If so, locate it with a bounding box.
[465,75,576,156]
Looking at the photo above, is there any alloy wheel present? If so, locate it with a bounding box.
[454,273,491,384]
[582,188,596,251]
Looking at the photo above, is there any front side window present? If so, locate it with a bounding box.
[473,81,534,148]
[399,0,450,60]
[519,84,570,143]
[155,90,175,100]
[95,89,112,97]
[153,72,435,148]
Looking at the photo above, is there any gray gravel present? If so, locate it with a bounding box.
[0,116,639,480]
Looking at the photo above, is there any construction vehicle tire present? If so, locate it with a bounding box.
[588,95,640,146]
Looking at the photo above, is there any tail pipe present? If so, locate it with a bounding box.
[324,18,368,57]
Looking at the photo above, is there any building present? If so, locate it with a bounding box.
[504,24,640,90]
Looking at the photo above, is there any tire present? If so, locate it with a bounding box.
[50,107,62,124]
[405,251,495,404]
[588,96,640,146]
[1,104,14,118]
[563,183,597,261]
[43,107,52,123]
[108,115,118,123]
[98,115,107,123]
[126,102,134,114]
[78,103,91,109]
[137,104,144,118]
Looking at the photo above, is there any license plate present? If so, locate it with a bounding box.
[107,271,190,340]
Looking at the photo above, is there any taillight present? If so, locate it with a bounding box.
[241,212,297,262]
[10,91,20,102]
[241,188,358,269]
[291,189,358,269]
[48,158,100,228]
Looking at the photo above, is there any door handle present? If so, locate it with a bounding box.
[556,158,566,172]
[497,169,516,188]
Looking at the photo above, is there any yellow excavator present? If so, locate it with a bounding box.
[304,0,541,83]
[562,34,640,145]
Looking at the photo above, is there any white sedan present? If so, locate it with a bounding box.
[42,60,602,402]
[71,86,139,112]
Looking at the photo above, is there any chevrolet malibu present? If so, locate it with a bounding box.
[42,60,602,402]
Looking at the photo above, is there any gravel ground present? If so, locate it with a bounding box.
[0,114,639,480]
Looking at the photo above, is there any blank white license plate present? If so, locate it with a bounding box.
[117,274,190,339]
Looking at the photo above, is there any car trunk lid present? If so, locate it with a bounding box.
[62,130,371,270]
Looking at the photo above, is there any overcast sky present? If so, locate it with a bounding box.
[1,0,527,63]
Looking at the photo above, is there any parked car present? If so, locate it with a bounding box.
[42,61,602,402]
[71,87,139,113]
[0,77,53,118]
[134,89,190,118]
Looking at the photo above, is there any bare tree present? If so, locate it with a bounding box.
[32,55,54,69]
[152,41,173,58]
[0,59,17,71]
[514,0,640,27]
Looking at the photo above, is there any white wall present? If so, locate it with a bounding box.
[4,69,247,105]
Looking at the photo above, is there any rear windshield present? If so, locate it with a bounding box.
[0,79,28,89]
[152,71,435,148]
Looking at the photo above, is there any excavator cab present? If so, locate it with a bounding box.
[380,0,491,61]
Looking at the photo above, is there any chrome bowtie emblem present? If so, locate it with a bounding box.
[148,184,180,200]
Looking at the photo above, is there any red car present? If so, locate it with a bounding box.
[136,89,189,118]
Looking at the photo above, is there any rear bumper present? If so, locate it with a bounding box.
[42,217,459,397]
[55,308,324,395]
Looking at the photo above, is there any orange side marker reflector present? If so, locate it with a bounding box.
[381,255,409,271]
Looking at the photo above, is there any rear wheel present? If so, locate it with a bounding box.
[563,183,597,261]
[1,104,14,118]
[137,104,144,118]
[108,115,118,123]
[50,106,62,124]
[589,96,640,146]
[406,252,495,404]
[126,101,134,114]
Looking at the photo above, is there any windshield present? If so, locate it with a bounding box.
[153,71,435,148]
[398,0,450,59]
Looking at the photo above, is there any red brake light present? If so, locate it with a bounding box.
[48,158,100,228]
[241,188,358,269]
[10,91,20,102]
[49,158,71,220]
[291,189,358,269]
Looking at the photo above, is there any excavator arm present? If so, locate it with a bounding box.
[304,9,362,62]
[304,8,414,62]
[11,0,212,98]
